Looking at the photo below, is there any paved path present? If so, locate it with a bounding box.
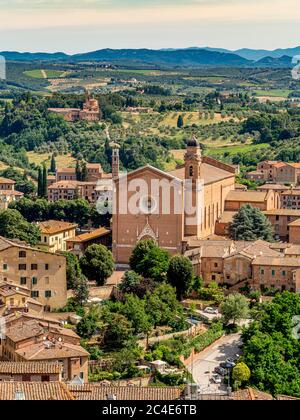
[186,333,242,394]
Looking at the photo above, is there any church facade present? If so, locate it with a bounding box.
[112,138,236,265]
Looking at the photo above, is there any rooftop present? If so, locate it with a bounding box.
[252,256,300,267]
[68,385,182,401]
[264,209,300,216]
[66,227,111,244]
[168,157,235,185]
[257,184,290,191]
[0,362,62,375]
[226,190,269,203]
[288,218,300,227]
[38,220,78,235]
[15,341,89,361]
[0,382,74,400]
[0,177,15,184]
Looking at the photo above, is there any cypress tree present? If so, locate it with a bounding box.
[50,154,56,174]
[177,114,184,128]
[81,162,88,182]
[38,166,43,197]
[42,164,48,198]
[76,160,82,181]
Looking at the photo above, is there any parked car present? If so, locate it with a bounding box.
[220,362,235,369]
[211,374,222,384]
[204,307,219,315]
[214,367,227,376]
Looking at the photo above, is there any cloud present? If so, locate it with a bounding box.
[0,0,299,30]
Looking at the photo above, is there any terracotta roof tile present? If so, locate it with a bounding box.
[66,228,110,244]
[38,220,78,235]
[0,382,74,400]
[226,190,268,203]
[0,362,62,375]
[68,385,182,401]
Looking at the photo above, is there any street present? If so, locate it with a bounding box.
[186,333,242,394]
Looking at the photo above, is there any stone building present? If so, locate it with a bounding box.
[1,319,89,382]
[48,95,101,122]
[263,209,300,241]
[288,219,300,244]
[185,239,300,293]
[0,237,67,311]
[112,137,236,265]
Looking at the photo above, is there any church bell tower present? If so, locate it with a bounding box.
[184,135,202,181]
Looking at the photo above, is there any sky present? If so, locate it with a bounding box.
[0,0,300,53]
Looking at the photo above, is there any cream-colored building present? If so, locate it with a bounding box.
[0,177,24,210]
[37,220,78,253]
[0,237,67,311]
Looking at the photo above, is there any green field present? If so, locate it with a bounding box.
[254,89,292,98]
[24,69,66,79]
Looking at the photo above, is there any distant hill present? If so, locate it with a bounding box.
[203,46,300,61]
[0,47,298,67]
[254,55,294,68]
[0,51,69,61]
[0,48,250,67]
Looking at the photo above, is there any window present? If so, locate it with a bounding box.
[260,268,265,275]
[31,264,38,271]
[189,165,194,177]
[41,375,50,382]
[31,291,39,298]
[19,251,26,258]
[32,277,38,285]
[212,275,216,281]
[20,278,27,286]
[19,264,26,271]
[45,290,52,298]
[272,270,275,276]
[45,264,49,271]
[3,264,7,271]
[282,271,286,276]
[214,263,218,268]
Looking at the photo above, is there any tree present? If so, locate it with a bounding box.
[104,313,134,349]
[81,162,88,182]
[241,292,300,397]
[42,164,48,198]
[167,255,194,300]
[145,283,183,327]
[75,160,82,181]
[122,294,152,335]
[119,271,142,293]
[130,240,170,282]
[76,305,103,339]
[80,244,114,286]
[0,209,40,245]
[73,276,89,306]
[62,251,83,290]
[232,362,251,387]
[177,115,184,128]
[229,205,274,241]
[220,293,249,326]
[50,154,56,173]
[37,166,43,198]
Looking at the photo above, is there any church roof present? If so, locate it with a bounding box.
[168,162,234,185]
